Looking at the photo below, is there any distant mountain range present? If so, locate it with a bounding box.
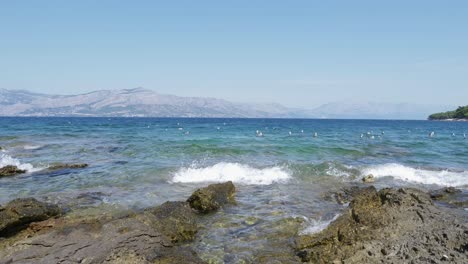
[0,88,449,119]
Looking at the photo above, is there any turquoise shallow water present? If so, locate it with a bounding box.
[1,117,467,204]
[1,117,467,262]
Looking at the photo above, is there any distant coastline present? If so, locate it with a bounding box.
[430,118,468,122]
[428,105,468,120]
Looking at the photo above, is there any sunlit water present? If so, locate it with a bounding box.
[1,117,467,262]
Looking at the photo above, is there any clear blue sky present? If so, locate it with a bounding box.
[1,1,467,108]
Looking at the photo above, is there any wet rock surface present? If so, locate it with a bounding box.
[361,174,375,183]
[47,163,89,170]
[187,181,236,213]
[295,186,468,263]
[0,165,26,177]
[0,198,61,237]
[323,185,363,205]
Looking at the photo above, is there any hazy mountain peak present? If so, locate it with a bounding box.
[0,88,301,118]
[0,88,448,119]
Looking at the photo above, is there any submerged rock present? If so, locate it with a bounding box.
[0,198,61,237]
[47,163,88,170]
[361,173,375,183]
[323,185,363,204]
[187,181,236,213]
[430,187,467,208]
[295,187,468,263]
[430,187,462,200]
[0,165,26,177]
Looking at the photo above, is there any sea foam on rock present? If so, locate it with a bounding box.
[295,186,468,263]
[0,165,26,177]
[0,154,39,174]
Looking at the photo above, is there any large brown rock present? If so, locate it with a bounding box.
[295,187,468,263]
[0,201,204,264]
[0,198,61,237]
[187,181,236,213]
[0,165,26,177]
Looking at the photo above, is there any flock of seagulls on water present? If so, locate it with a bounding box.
[160,122,467,140]
[428,131,467,139]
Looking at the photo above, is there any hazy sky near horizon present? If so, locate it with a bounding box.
[1,1,467,108]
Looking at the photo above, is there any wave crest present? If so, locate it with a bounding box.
[363,163,468,187]
[0,153,41,173]
[171,162,291,185]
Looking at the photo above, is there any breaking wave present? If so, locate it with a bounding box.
[363,163,468,187]
[0,153,42,173]
[171,162,291,185]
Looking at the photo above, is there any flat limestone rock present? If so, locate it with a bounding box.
[295,187,468,263]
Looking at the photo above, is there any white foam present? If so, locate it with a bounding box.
[363,163,468,187]
[0,153,42,173]
[171,162,291,185]
[300,214,340,235]
[23,145,42,150]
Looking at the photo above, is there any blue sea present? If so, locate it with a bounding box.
[1,117,467,261]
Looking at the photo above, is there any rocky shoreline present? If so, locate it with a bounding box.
[0,182,235,263]
[296,186,467,263]
[0,173,467,263]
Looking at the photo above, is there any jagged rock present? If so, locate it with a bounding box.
[361,173,375,183]
[48,163,88,170]
[187,181,236,213]
[323,185,363,204]
[143,201,198,243]
[430,187,462,200]
[295,187,468,263]
[0,182,236,263]
[0,165,26,177]
[0,198,61,237]
[0,201,205,263]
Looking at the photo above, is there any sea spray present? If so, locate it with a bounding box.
[0,153,41,172]
[300,214,341,235]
